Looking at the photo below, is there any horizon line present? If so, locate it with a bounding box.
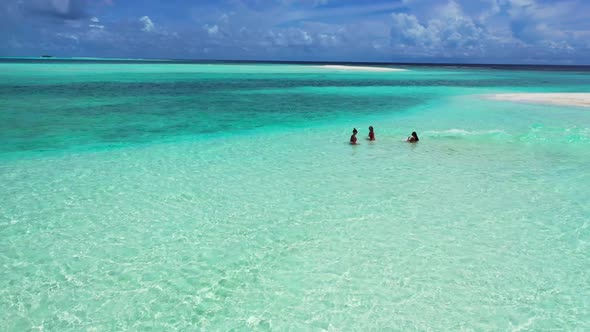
[1,56,590,68]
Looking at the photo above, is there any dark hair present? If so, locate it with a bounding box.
[353,128,358,134]
[369,126,373,131]
[412,132,419,141]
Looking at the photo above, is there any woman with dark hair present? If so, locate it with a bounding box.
[350,128,358,145]
[368,126,375,141]
[407,131,419,143]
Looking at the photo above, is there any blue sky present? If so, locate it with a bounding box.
[1,0,589,64]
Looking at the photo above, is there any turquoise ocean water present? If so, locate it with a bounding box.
[1,60,589,330]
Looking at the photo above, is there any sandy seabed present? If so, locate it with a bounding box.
[486,93,590,107]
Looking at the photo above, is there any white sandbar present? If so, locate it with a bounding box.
[486,93,590,108]
[314,65,406,72]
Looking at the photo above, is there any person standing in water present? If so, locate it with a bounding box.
[368,126,375,141]
[407,131,419,143]
[350,128,358,145]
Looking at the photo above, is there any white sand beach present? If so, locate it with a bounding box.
[486,93,590,107]
[314,65,406,72]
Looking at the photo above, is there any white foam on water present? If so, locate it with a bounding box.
[424,129,507,137]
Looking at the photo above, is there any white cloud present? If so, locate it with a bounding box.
[204,24,219,36]
[391,13,435,47]
[540,39,574,52]
[478,0,501,23]
[385,0,590,62]
[390,2,486,57]
[302,30,312,44]
[56,32,79,42]
[438,0,462,17]
[139,16,155,32]
[4,0,589,63]
[317,33,338,46]
[51,0,70,15]
[88,16,103,30]
[264,28,331,49]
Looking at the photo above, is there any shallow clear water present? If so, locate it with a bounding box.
[1,61,590,331]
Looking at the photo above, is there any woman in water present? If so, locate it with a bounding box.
[350,128,358,145]
[368,126,375,141]
[407,131,419,143]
